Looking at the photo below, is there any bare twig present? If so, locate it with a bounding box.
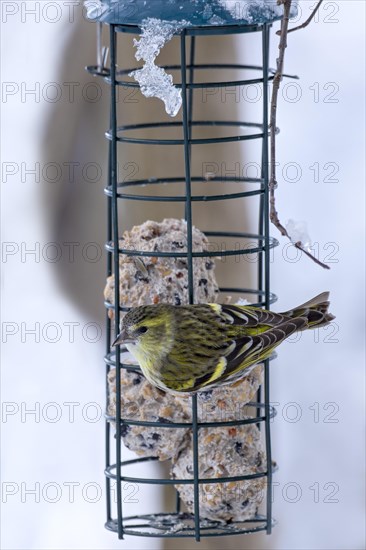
[277,0,325,35]
[269,0,330,270]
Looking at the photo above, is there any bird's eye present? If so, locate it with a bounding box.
[135,326,148,336]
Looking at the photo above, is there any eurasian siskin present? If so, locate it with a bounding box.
[113,292,334,394]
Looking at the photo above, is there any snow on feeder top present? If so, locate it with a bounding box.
[85,0,298,27]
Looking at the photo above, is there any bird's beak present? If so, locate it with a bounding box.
[112,329,136,346]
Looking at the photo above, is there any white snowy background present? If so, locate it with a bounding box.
[1,2,365,550]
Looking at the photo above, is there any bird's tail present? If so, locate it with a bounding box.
[282,292,335,330]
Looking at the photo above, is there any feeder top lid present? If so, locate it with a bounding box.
[85,0,298,28]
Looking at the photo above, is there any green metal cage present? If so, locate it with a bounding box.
[87,14,285,540]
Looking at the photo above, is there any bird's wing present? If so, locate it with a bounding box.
[218,304,288,329]
[193,316,308,391]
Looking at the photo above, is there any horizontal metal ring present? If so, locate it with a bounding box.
[113,22,266,36]
[105,403,277,429]
[87,62,298,86]
[105,462,277,485]
[105,512,276,537]
[104,289,278,314]
[105,120,278,146]
[105,232,279,259]
[104,176,264,202]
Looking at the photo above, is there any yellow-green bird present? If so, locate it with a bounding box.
[113,292,334,394]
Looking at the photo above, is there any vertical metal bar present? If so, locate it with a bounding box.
[262,23,273,535]
[110,25,124,539]
[257,24,267,426]
[97,23,103,69]
[185,36,196,222]
[258,148,265,295]
[181,31,194,305]
[176,33,196,519]
[191,394,200,542]
[255,384,262,429]
[188,36,196,140]
[258,68,265,302]
[263,25,271,309]
[105,73,113,525]
[181,30,200,542]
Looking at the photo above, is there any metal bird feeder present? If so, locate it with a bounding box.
[86,0,296,541]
